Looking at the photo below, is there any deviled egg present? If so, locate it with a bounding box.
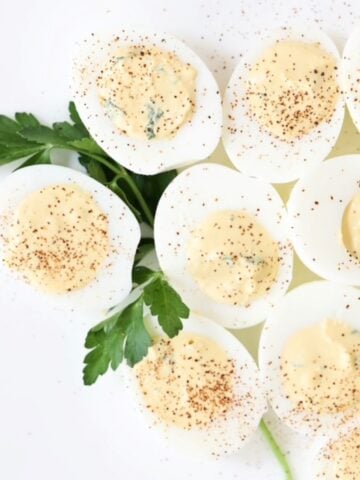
[127,312,267,456]
[72,27,222,175]
[0,165,140,311]
[316,426,360,479]
[223,27,344,183]
[341,25,360,133]
[154,163,293,328]
[287,155,360,285]
[259,281,360,437]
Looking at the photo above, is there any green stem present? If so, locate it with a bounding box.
[66,147,155,227]
[74,149,123,177]
[109,177,142,221]
[259,420,293,480]
[120,170,155,227]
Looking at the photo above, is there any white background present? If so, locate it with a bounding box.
[0,1,360,479]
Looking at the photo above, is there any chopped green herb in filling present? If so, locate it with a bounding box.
[145,103,164,140]
[96,45,197,141]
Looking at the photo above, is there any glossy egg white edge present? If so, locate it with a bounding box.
[340,24,360,133]
[0,165,140,312]
[287,155,360,286]
[259,280,360,437]
[123,311,267,457]
[154,163,293,329]
[71,27,222,175]
[222,26,345,184]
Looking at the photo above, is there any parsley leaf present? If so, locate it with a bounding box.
[0,115,20,134]
[0,132,36,147]
[83,272,189,384]
[134,238,155,265]
[16,149,51,170]
[69,101,89,137]
[83,296,151,385]
[53,121,84,140]
[143,274,189,337]
[0,101,191,387]
[68,138,105,156]
[78,154,108,184]
[124,297,151,367]
[15,112,40,128]
[127,170,177,217]
[83,324,126,385]
[132,265,156,285]
[0,114,50,164]
[0,144,45,164]
[0,102,175,228]
[19,125,67,147]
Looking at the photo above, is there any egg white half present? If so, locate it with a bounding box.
[259,281,360,437]
[341,25,360,133]
[287,155,360,285]
[222,27,345,183]
[125,312,267,457]
[0,165,140,312]
[72,27,222,175]
[154,163,293,329]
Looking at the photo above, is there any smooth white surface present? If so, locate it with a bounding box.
[0,1,360,479]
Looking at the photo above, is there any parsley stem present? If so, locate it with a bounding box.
[120,169,155,227]
[259,419,293,480]
[69,148,155,227]
[77,151,120,175]
[109,178,142,221]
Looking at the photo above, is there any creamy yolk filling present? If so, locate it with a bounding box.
[323,428,360,480]
[342,192,360,262]
[187,210,280,306]
[134,333,236,430]
[281,319,360,415]
[97,45,197,141]
[245,40,339,142]
[4,184,109,294]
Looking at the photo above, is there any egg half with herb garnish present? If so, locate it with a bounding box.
[222,27,344,183]
[287,155,360,286]
[341,25,360,133]
[126,312,267,457]
[259,281,360,437]
[72,27,222,175]
[154,163,293,329]
[0,165,140,311]
[315,425,360,479]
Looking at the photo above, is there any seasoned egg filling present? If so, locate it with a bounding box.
[321,428,360,480]
[134,333,236,430]
[245,40,339,142]
[281,319,360,415]
[97,45,197,140]
[342,192,360,262]
[187,210,280,306]
[4,184,109,294]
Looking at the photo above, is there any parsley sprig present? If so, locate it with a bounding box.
[0,102,176,228]
[0,102,187,382]
[83,267,189,385]
[0,102,293,479]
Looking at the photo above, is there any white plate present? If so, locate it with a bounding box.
[0,1,360,479]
